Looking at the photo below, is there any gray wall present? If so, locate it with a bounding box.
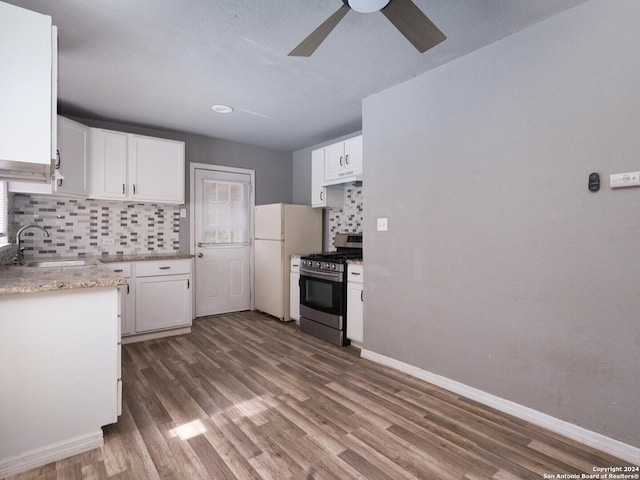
[362,0,639,448]
[69,116,293,252]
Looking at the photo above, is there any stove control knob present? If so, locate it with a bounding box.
[332,264,337,270]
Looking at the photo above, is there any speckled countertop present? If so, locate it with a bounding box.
[99,253,194,263]
[347,259,363,265]
[0,253,193,296]
[0,261,126,296]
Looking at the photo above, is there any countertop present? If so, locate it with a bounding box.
[347,259,363,265]
[0,253,193,296]
[0,261,126,296]
[99,253,194,263]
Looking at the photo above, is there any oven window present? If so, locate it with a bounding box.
[301,276,343,315]
[306,280,334,309]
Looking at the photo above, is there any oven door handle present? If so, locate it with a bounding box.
[300,268,343,282]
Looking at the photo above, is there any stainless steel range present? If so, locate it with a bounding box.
[299,233,362,346]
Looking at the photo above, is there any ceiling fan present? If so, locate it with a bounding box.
[289,0,446,57]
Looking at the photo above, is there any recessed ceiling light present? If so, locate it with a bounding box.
[211,104,234,114]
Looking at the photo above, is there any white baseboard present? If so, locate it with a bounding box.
[360,349,640,465]
[0,431,103,478]
[121,326,191,344]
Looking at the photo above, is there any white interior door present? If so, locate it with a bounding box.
[193,167,253,317]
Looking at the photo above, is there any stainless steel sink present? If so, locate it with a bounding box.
[22,259,95,267]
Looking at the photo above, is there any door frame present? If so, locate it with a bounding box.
[189,162,256,315]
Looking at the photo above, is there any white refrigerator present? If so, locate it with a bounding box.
[255,203,322,321]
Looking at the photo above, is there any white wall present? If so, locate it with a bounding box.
[362,0,640,448]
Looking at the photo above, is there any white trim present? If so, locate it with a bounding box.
[121,326,191,344]
[360,349,640,465]
[0,431,103,478]
[189,163,256,314]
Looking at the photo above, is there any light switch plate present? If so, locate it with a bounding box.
[102,237,115,246]
[610,171,640,188]
[377,217,388,231]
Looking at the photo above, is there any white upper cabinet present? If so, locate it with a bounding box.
[311,147,342,208]
[0,2,56,175]
[91,129,185,204]
[128,134,185,204]
[9,116,89,197]
[55,116,90,196]
[323,135,363,186]
[92,129,129,200]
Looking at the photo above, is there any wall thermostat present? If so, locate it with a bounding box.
[588,173,600,192]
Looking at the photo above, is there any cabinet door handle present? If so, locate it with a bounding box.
[133,184,136,195]
[57,179,63,187]
[159,266,171,270]
[361,290,364,302]
[345,154,349,165]
[339,155,344,166]
[55,149,61,169]
[114,269,124,273]
[320,191,324,201]
[187,279,190,289]
[126,283,130,295]
[122,184,125,194]
[197,252,203,258]
[351,272,361,276]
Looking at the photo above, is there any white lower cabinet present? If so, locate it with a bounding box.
[346,263,364,344]
[105,262,134,336]
[135,274,191,332]
[0,287,119,476]
[289,256,301,321]
[103,258,192,342]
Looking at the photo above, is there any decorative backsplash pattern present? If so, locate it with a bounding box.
[0,245,16,265]
[10,194,180,259]
[328,183,363,250]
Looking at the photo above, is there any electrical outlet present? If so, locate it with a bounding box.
[102,237,115,246]
[610,171,640,188]
[376,217,388,232]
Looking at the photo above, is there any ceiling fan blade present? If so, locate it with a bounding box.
[381,0,446,53]
[289,5,350,57]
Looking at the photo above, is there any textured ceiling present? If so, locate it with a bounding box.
[6,0,586,152]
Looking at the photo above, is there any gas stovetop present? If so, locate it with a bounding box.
[302,251,362,263]
[300,233,362,273]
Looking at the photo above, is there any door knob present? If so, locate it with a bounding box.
[197,242,203,247]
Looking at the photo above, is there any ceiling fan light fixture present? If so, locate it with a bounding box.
[347,0,391,13]
[211,104,234,114]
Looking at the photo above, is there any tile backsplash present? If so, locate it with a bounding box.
[10,194,180,259]
[327,183,363,250]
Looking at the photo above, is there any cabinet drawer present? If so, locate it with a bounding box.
[290,256,301,274]
[104,262,131,277]
[347,264,363,283]
[135,259,191,277]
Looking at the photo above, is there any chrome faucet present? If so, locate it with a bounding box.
[16,224,50,264]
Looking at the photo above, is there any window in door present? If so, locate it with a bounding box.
[201,180,249,245]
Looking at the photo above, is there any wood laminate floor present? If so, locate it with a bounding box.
[8,311,636,479]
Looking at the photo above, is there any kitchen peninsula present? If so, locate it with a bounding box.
[0,262,125,477]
